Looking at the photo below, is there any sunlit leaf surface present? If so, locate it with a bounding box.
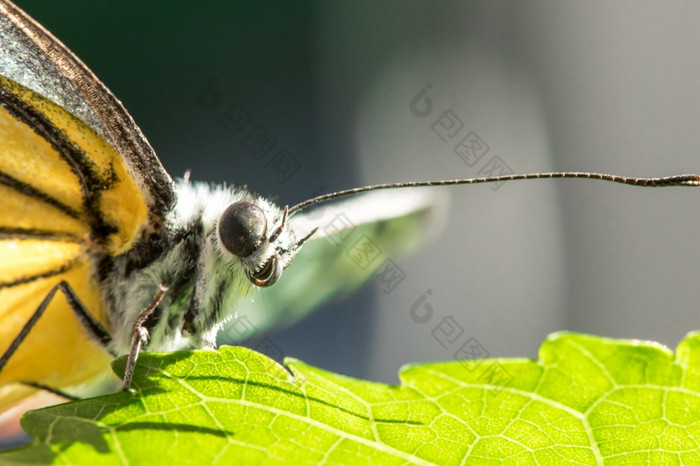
[4,331,700,465]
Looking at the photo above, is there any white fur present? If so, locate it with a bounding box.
[102,180,299,356]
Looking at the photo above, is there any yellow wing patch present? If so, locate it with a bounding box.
[0,104,84,217]
[0,182,86,238]
[0,258,111,410]
[0,75,148,255]
[0,239,81,284]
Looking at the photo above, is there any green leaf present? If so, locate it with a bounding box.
[4,331,700,464]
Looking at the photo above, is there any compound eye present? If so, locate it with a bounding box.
[218,201,267,258]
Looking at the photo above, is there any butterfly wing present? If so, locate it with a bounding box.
[0,0,174,220]
[0,0,174,409]
[220,189,445,342]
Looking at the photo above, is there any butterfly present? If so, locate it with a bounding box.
[0,0,449,414]
[2,0,700,423]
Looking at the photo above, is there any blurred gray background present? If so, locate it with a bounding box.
[14,1,700,384]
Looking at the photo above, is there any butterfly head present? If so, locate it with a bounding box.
[216,200,316,288]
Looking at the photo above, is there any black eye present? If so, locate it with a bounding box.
[218,201,267,257]
[248,254,282,287]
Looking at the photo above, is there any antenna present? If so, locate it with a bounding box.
[289,172,700,215]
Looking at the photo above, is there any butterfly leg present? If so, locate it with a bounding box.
[120,285,169,392]
[0,281,114,375]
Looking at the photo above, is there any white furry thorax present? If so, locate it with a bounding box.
[101,179,302,357]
